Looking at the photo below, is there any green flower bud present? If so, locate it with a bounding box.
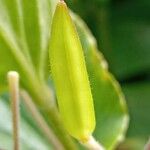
[49,1,95,142]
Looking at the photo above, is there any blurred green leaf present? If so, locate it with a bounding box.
[97,2,150,80]
[117,138,146,150]
[108,4,150,80]
[117,81,150,149]
[0,0,52,92]
[0,98,51,150]
[122,81,150,138]
[72,14,129,149]
[68,0,150,81]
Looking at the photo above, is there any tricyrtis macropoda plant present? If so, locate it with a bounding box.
[0,0,129,150]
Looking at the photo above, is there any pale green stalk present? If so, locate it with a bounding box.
[20,90,64,150]
[7,71,20,150]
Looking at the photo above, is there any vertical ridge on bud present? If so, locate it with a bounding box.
[49,1,95,141]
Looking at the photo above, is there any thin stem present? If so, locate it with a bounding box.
[7,71,20,150]
[81,136,105,150]
[20,90,64,150]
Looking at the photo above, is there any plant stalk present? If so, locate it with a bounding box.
[20,89,64,150]
[7,71,20,150]
[81,136,105,150]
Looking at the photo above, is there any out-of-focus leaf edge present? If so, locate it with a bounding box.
[72,12,129,150]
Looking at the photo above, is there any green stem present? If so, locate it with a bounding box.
[20,90,64,150]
